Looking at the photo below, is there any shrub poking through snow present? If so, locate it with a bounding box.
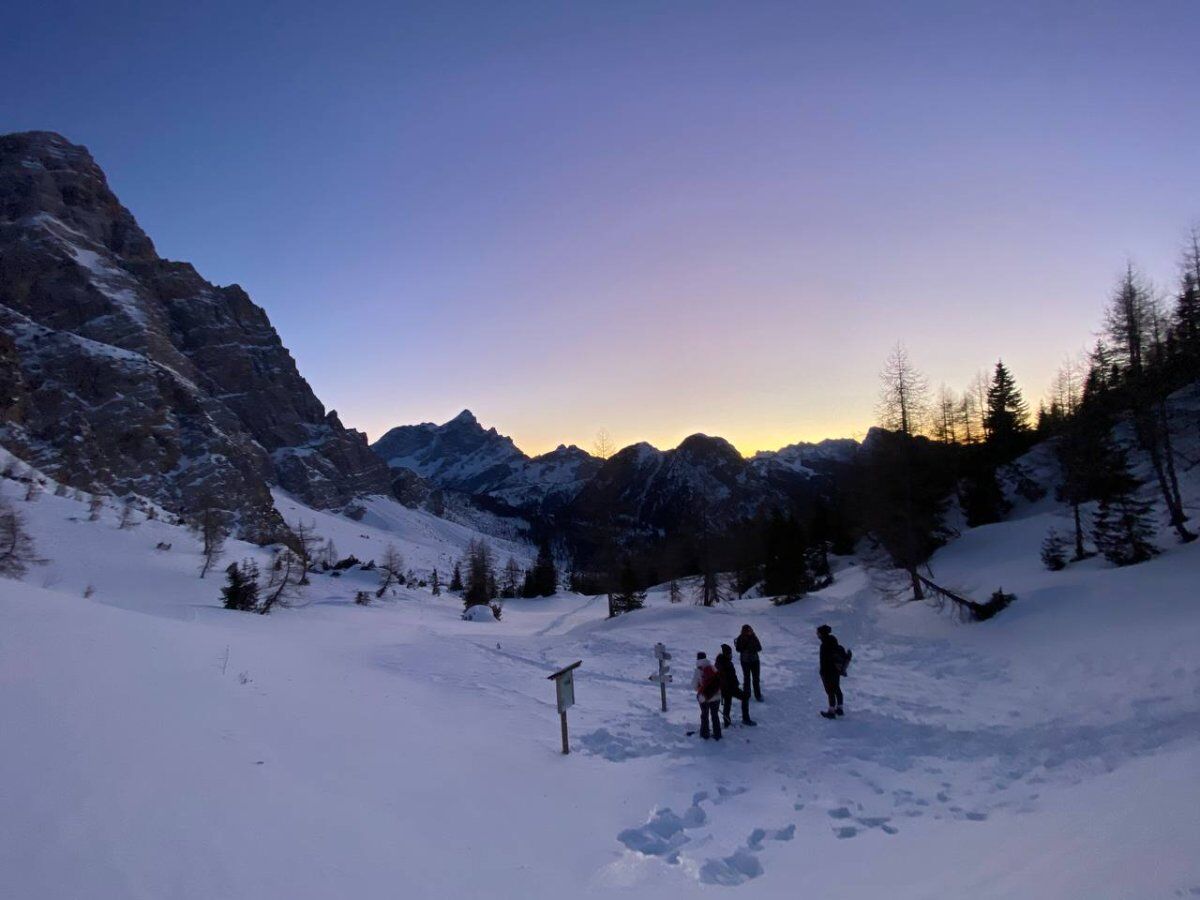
[354,591,371,606]
[975,589,1016,621]
[1041,528,1068,571]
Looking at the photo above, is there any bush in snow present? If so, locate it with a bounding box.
[974,588,1016,621]
[0,498,38,578]
[489,602,503,621]
[1040,529,1068,571]
[354,591,371,606]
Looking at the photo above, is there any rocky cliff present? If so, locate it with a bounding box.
[0,131,391,530]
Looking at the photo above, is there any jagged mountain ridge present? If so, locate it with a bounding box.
[0,131,391,528]
[371,410,859,543]
[372,410,603,514]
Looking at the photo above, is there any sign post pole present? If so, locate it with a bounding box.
[651,643,672,712]
[548,661,582,755]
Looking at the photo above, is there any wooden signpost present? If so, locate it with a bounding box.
[649,642,672,712]
[548,660,582,754]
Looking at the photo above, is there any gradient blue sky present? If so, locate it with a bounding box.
[5,1,1199,455]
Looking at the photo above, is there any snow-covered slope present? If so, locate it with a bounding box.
[2,442,1198,898]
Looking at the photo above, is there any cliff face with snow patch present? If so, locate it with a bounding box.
[0,131,390,528]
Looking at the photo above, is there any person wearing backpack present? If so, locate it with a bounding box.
[734,624,764,702]
[816,624,851,719]
[691,652,723,740]
[716,643,756,728]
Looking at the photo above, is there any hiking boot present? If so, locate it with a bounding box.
[835,707,844,717]
[820,710,837,719]
[723,718,732,728]
[742,719,757,727]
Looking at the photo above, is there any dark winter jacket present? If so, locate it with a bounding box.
[715,651,742,697]
[819,633,845,678]
[734,632,762,664]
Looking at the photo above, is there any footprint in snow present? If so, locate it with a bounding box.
[747,825,796,850]
[617,799,708,862]
[856,816,899,835]
[699,849,764,886]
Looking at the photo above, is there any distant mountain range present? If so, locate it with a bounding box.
[372,410,859,554]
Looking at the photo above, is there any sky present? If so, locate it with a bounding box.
[4,1,1199,456]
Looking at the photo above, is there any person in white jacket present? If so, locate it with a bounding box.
[690,652,722,740]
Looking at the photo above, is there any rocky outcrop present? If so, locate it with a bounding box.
[0,131,391,528]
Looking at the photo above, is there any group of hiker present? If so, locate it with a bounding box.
[689,623,851,740]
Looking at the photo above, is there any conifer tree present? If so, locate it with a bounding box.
[501,556,522,598]
[668,579,682,604]
[608,559,645,617]
[376,544,404,598]
[430,567,441,596]
[288,521,320,585]
[859,428,952,600]
[529,540,557,597]
[1092,492,1158,567]
[1174,228,1200,364]
[221,560,260,611]
[261,548,303,614]
[0,498,37,578]
[1104,263,1155,377]
[762,510,809,598]
[877,342,929,436]
[194,500,229,579]
[463,539,494,607]
[1040,529,1068,571]
[983,359,1030,454]
[449,561,463,592]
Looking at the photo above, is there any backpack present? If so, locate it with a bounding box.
[699,666,721,699]
[838,645,853,676]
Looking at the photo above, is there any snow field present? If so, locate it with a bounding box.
[0,462,1198,897]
